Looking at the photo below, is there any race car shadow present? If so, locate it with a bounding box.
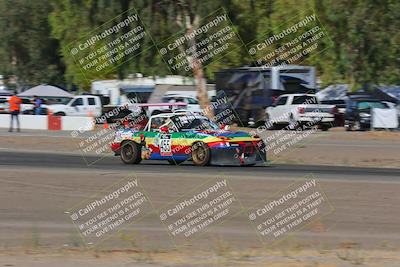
[121,160,269,168]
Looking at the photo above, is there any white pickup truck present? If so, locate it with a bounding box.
[265,94,336,131]
[48,94,188,122]
[48,95,103,117]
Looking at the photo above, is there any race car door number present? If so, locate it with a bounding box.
[159,134,172,156]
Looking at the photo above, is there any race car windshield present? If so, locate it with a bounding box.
[172,116,220,131]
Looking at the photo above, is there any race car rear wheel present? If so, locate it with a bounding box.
[192,142,210,166]
[120,141,141,164]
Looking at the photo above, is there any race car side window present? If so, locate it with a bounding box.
[161,120,178,132]
[150,117,169,132]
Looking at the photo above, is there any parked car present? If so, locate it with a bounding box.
[48,94,189,124]
[48,95,103,117]
[0,98,8,113]
[161,94,201,114]
[344,96,389,131]
[0,96,36,114]
[265,94,336,131]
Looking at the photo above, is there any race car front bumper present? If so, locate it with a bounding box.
[209,142,267,166]
[111,142,121,155]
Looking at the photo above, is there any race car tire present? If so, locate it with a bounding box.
[120,141,141,164]
[192,142,210,166]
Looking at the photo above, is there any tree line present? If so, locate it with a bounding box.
[0,0,399,91]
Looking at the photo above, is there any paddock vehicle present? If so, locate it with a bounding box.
[0,96,36,114]
[48,94,188,123]
[265,94,336,131]
[344,96,389,131]
[161,94,201,114]
[215,65,317,125]
[111,112,266,166]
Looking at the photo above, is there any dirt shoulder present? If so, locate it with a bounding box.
[1,247,399,267]
[256,127,400,168]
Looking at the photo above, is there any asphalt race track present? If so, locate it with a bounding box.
[1,151,399,179]
[1,150,400,250]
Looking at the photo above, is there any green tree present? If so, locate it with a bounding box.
[0,0,65,88]
[316,0,400,88]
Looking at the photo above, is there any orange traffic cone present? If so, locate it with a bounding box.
[103,121,109,129]
[47,109,61,131]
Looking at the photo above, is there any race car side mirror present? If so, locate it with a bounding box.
[160,126,169,133]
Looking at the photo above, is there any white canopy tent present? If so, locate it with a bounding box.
[18,84,73,98]
[0,89,12,96]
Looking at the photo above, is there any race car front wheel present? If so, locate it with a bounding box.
[120,141,141,164]
[192,142,210,166]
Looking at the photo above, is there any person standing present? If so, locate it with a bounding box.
[33,95,43,115]
[8,92,22,132]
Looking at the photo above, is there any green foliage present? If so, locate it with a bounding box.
[0,0,65,87]
[0,0,399,89]
[316,0,400,87]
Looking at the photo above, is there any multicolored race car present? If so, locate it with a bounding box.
[111,112,266,166]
